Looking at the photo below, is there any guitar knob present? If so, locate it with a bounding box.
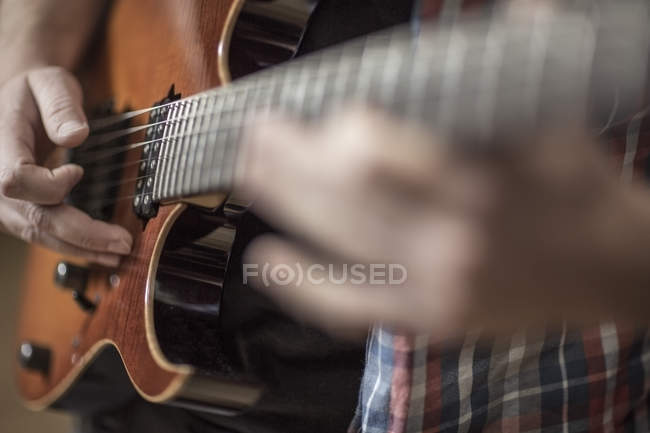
[72,291,96,313]
[18,342,50,374]
[54,262,88,292]
[55,262,96,312]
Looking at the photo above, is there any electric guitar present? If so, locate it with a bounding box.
[14,0,650,415]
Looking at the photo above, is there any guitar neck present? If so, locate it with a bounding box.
[151,1,650,203]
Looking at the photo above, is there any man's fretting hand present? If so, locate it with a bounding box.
[0,67,132,267]
[238,109,650,337]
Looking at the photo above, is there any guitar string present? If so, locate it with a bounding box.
[69,174,151,198]
[71,18,650,206]
[78,72,344,156]
[74,81,650,205]
[83,19,426,131]
[76,157,158,179]
[82,33,428,148]
[73,19,591,161]
[71,98,650,204]
[82,10,650,140]
[70,157,180,203]
[71,25,556,196]
[76,101,650,212]
[73,94,650,193]
[83,56,352,131]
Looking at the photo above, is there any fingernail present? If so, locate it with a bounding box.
[108,238,132,255]
[59,120,87,137]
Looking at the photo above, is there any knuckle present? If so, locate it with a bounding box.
[77,234,101,251]
[20,224,39,244]
[0,164,23,199]
[343,140,383,181]
[22,203,48,231]
[0,167,20,198]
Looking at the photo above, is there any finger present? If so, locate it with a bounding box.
[36,232,121,268]
[237,116,313,192]
[0,73,85,204]
[238,115,447,262]
[244,235,432,333]
[27,67,88,147]
[15,201,132,254]
[321,108,445,188]
[0,162,83,204]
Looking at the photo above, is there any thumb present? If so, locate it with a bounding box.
[27,67,89,147]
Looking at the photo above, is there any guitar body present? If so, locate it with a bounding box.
[15,0,320,414]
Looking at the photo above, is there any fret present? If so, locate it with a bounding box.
[318,47,345,115]
[243,76,263,126]
[191,94,216,194]
[354,34,388,105]
[222,88,250,187]
[269,68,288,113]
[436,28,468,136]
[165,103,184,198]
[306,53,330,119]
[177,100,197,197]
[404,35,437,121]
[292,57,312,119]
[474,14,506,142]
[168,102,184,198]
[183,95,206,196]
[196,93,222,193]
[149,3,650,203]
[279,69,298,113]
[209,91,239,191]
[330,45,355,113]
[254,77,274,119]
[155,103,175,201]
[521,8,553,133]
[378,33,400,106]
[151,116,163,201]
[200,93,229,192]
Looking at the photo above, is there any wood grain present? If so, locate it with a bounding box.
[16,0,242,408]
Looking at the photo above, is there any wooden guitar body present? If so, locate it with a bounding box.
[15,0,318,414]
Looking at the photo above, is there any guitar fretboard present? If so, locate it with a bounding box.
[151,1,650,203]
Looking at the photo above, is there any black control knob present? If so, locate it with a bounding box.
[18,342,50,374]
[72,291,96,312]
[54,262,88,292]
[55,262,96,312]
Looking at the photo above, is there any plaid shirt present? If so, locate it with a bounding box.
[351,325,650,433]
[350,1,650,432]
